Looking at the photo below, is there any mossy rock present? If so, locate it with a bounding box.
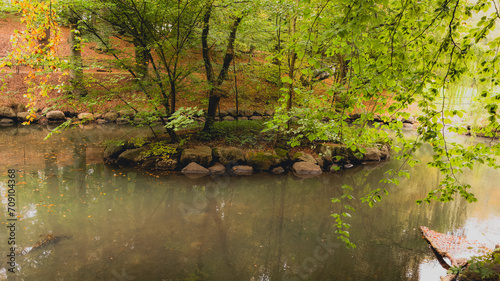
[156,158,179,171]
[245,152,282,171]
[318,143,390,163]
[293,161,322,176]
[290,151,317,164]
[118,109,135,118]
[104,143,126,160]
[180,146,212,167]
[104,112,119,121]
[117,146,149,165]
[213,147,245,165]
[317,144,357,163]
[274,148,289,158]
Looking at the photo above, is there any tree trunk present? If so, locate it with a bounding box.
[68,14,86,97]
[286,5,298,111]
[170,79,176,115]
[133,38,149,82]
[202,3,242,132]
[38,27,50,46]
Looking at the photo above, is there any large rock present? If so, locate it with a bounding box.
[250,116,263,121]
[271,166,285,174]
[116,147,148,165]
[403,123,413,129]
[245,152,282,171]
[156,158,178,170]
[379,145,390,159]
[239,109,253,117]
[104,143,126,160]
[360,147,382,161]
[213,147,245,165]
[78,113,94,121]
[318,144,388,163]
[141,157,161,170]
[116,118,130,125]
[181,162,210,175]
[180,146,212,166]
[219,110,229,117]
[231,165,253,175]
[118,109,135,119]
[15,104,26,113]
[139,155,178,171]
[226,108,237,117]
[17,112,40,122]
[0,107,16,118]
[317,144,355,163]
[223,116,235,122]
[254,109,265,116]
[208,162,226,174]
[292,152,317,164]
[0,118,14,126]
[315,157,324,168]
[46,110,66,120]
[104,112,119,122]
[293,162,322,175]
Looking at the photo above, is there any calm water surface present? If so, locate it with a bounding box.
[0,124,498,281]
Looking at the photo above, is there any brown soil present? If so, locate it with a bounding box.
[0,12,414,118]
[0,12,283,114]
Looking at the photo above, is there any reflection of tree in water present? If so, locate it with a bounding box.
[329,154,469,281]
[11,133,479,280]
[166,163,470,281]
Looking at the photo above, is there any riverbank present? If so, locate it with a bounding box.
[0,106,399,177]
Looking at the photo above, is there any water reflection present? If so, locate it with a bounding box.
[0,125,497,280]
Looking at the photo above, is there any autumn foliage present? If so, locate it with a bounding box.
[1,0,63,119]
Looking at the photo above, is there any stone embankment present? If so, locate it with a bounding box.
[0,106,276,126]
[0,106,417,127]
[104,142,390,178]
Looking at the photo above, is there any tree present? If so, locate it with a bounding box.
[0,0,63,118]
[66,7,86,97]
[73,0,206,140]
[201,0,244,132]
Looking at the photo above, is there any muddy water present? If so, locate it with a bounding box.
[0,125,498,281]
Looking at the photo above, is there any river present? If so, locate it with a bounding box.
[0,124,498,281]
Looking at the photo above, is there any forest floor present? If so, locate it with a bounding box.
[0,12,287,114]
[0,11,425,122]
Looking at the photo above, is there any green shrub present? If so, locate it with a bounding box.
[197,120,274,148]
[142,141,177,160]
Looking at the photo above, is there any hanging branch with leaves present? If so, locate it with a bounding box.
[1,0,64,121]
